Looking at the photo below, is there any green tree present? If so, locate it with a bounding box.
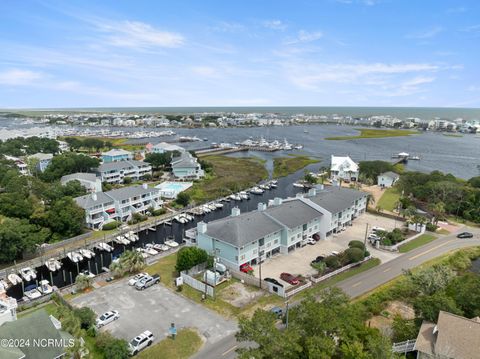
[448,273,480,317]
[46,197,85,238]
[345,247,365,263]
[75,274,92,291]
[358,161,395,181]
[41,153,100,182]
[175,246,208,272]
[176,192,191,207]
[414,291,463,322]
[391,315,418,342]
[95,332,130,359]
[73,307,96,329]
[111,250,146,277]
[405,264,455,296]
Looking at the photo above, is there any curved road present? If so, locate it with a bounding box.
[194,228,480,359]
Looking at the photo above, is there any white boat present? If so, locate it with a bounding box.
[115,236,130,245]
[293,182,305,188]
[207,204,217,211]
[239,191,249,200]
[126,231,139,241]
[19,267,36,281]
[174,215,188,224]
[79,249,95,259]
[95,242,113,252]
[165,239,179,248]
[230,194,241,201]
[135,248,150,259]
[79,270,95,279]
[144,244,159,256]
[38,280,54,295]
[0,279,10,290]
[45,258,62,272]
[67,251,83,263]
[269,181,278,188]
[7,273,22,286]
[24,286,42,301]
[250,187,264,194]
[259,184,269,190]
[202,205,211,213]
[184,214,194,221]
[214,202,224,208]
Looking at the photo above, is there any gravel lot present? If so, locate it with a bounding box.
[70,277,237,345]
[252,212,401,285]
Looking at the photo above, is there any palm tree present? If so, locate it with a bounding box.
[427,201,446,224]
[119,250,146,274]
[75,274,92,291]
[366,194,375,209]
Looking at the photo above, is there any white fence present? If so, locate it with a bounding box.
[229,268,268,288]
[180,272,214,297]
[310,256,373,284]
[284,281,312,298]
[392,339,416,353]
[377,230,427,252]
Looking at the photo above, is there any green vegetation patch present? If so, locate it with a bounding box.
[136,328,203,359]
[325,128,418,140]
[272,155,320,178]
[398,233,437,253]
[185,155,268,203]
[377,187,401,212]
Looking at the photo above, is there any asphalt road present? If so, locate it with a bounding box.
[194,228,480,359]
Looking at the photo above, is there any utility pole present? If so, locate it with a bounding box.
[363,223,369,257]
[285,300,289,329]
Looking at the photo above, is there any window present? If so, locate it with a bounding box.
[297,233,300,238]
[303,224,307,231]
[314,225,318,229]
[274,239,278,244]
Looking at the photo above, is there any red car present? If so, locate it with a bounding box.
[240,263,253,273]
[280,272,299,285]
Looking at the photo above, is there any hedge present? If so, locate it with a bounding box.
[102,221,120,231]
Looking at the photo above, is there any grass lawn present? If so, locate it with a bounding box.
[293,258,381,301]
[443,133,463,138]
[136,328,203,359]
[185,155,268,203]
[272,155,320,178]
[377,187,400,212]
[398,234,437,253]
[325,128,419,140]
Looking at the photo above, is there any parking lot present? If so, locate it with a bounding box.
[252,212,401,286]
[70,276,237,345]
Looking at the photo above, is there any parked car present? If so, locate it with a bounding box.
[307,238,316,245]
[311,255,325,265]
[457,232,474,238]
[240,263,253,273]
[96,310,119,328]
[135,274,160,290]
[312,233,320,241]
[128,330,154,355]
[371,226,386,233]
[280,272,299,285]
[264,277,283,287]
[128,273,148,286]
[331,251,339,256]
[270,306,283,319]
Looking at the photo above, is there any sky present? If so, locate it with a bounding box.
[0,0,479,108]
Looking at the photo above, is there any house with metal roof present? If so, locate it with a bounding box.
[74,184,163,229]
[149,142,185,154]
[171,152,204,180]
[196,198,323,269]
[377,171,400,188]
[101,148,133,163]
[414,311,480,359]
[0,309,74,359]
[60,172,102,192]
[330,155,359,182]
[96,160,152,184]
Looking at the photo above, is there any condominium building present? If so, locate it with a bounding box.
[96,160,152,184]
[101,149,133,163]
[171,152,204,180]
[61,172,102,192]
[74,184,163,229]
[146,142,185,154]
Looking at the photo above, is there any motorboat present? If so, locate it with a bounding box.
[67,251,83,263]
[114,236,130,245]
[269,180,278,188]
[0,279,10,290]
[144,244,159,256]
[79,249,95,259]
[165,239,179,248]
[202,205,211,213]
[293,182,305,188]
[126,231,139,241]
[259,184,269,190]
[38,280,54,295]
[95,242,113,252]
[7,273,22,286]
[153,243,169,252]
[214,202,224,208]
[23,285,42,301]
[207,204,217,211]
[184,213,194,221]
[19,267,37,281]
[135,248,149,259]
[250,187,264,194]
[79,270,95,279]
[45,258,62,272]
[239,191,249,200]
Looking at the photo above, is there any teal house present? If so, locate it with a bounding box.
[101,149,133,163]
[171,152,204,180]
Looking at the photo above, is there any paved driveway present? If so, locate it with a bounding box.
[70,278,237,345]
[252,212,401,284]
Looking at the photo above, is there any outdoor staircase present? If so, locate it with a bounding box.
[392,339,416,353]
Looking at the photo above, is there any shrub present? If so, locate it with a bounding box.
[392,315,419,342]
[311,261,327,274]
[151,208,167,216]
[73,307,96,330]
[176,192,191,207]
[175,247,208,272]
[325,255,341,269]
[426,222,438,232]
[348,240,365,250]
[127,213,148,225]
[141,173,152,181]
[102,221,120,231]
[123,177,132,184]
[95,332,130,359]
[345,247,365,263]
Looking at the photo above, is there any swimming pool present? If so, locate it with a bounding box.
[155,181,193,198]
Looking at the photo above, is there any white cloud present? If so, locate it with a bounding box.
[97,20,184,48]
[406,26,443,39]
[461,24,480,33]
[0,69,43,85]
[262,20,287,31]
[212,21,246,33]
[285,30,323,45]
[190,66,218,77]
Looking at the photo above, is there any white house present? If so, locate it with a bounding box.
[61,172,102,193]
[330,155,359,182]
[147,142,185,154]
[377,171,400,188]
[96,160,152,184]
[3,155,28,175]
[74,184,163,229]
[171,152,204,180]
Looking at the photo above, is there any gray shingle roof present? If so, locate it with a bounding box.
[74,185,160,209]
[0,309,73,359]
[171,152,199,169]
[97,160,150,173]
[101,149,132,156]
[75,191,114,209]
[266,199,322,228]
[61,172,98,182]
[308,186,367,214]
[205,211,282,247]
